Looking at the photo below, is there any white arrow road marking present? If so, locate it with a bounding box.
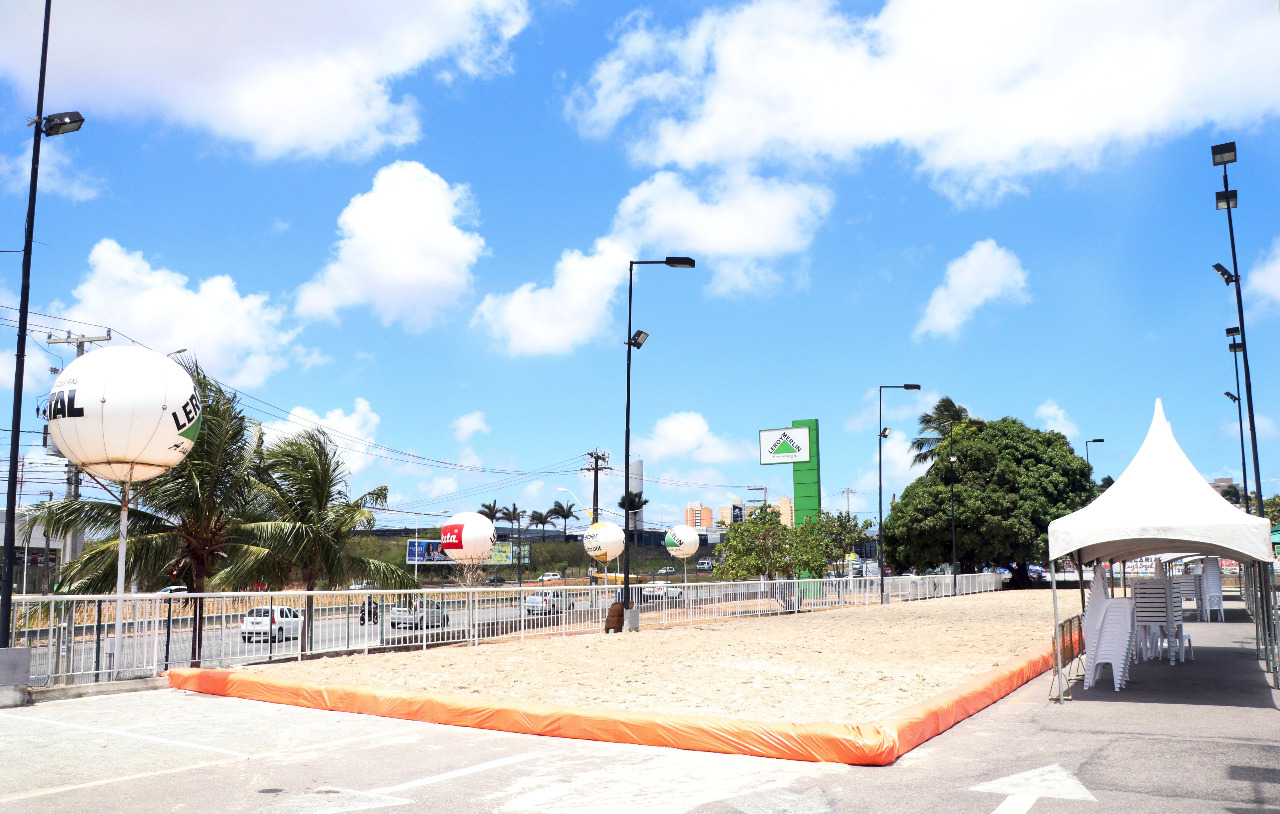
[970,764,1096,814]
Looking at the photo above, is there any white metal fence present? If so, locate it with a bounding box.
[12,572,1001,687]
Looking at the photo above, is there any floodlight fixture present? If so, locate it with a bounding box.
[879,427,891,438]
[949,456,957,463]
[1214,263,1235,284]
[40,111,83,136]
[1230,342,1244,353]
[1225,391,1240,403]
[628,330,649,349]
[1226,327,1240,337]
[1216,190,1237,210]
[1211,141,1237,166]
[663,257,695,268]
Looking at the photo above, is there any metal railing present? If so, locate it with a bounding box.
[12,572,1002,686]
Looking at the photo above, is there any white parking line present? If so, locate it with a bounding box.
[371,752,540,794]
[0,711,249,756]
[0,758,240,805]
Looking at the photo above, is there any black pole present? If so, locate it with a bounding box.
[622,261,635,615]
[878,387,884,603]
[1222,162,1265,516]
[1,0,53,649]
[1230,348,1250,514]
[950,456,957,595]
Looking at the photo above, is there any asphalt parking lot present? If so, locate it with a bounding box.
[3,604,1278,813]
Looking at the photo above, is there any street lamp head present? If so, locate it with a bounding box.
[1229,341,1244,353]
[1216,190,1237,210]
[1226,327,1240,337]
[627,329,649,349]
[663,256,695,268]
[41,111,84,136]
[949,456,957,463]
[1211,141,1237,166]
[879,427,891,438]
[903,383,921,390]
[1225,391,1240,403]
[1090,438,1104,444]
[1214,263,1234,284]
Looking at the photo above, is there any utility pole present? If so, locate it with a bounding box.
[842,488,854,515]
[747,485,767,515]
[46,332,108,503]
[581,450,610,524]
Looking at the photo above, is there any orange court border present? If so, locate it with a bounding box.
[166,645,1053,765]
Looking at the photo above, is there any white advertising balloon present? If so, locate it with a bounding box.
[583,521,625,562]
[441,512,497,564]
[46,346,201,483]
[663,524,700,559]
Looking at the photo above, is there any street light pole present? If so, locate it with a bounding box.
[877,383,920,604]
[949,455,957,595]
[1084,438,1104,472]
[621,257,694,628]
[2,0,85,648]
[1212,142,1264,515]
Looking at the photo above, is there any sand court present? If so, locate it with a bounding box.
[244,590,1055,725]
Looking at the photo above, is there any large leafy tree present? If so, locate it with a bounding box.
[220,428,413,650]
[910,396,983,468]
[714,506,790,580]
[883,418,1093,587]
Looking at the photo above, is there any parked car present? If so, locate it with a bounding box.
[389,598,449,629]
[538,572,562,581]
[348,580,376,590]
[1027,565,1048,583]
[657,566,676,576]
[157,585,188,594]
[696,558,715,573]
[524,589,574,615]
[641,582,682,601]
[484,574,506,586]
[240,605,302,642]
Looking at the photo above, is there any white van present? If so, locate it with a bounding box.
[695,558,715,573]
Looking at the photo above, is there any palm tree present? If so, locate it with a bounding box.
[910,397,982,468]
[529,510,551,541]
[498,504,526,539]
[30,365,272,665]
[478,501,500,522]
[222,428,413,652]
[617,491,648,538]
[550,500,577,541]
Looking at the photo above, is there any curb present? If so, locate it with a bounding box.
[27,677,171,705]
[166,645,1054,765]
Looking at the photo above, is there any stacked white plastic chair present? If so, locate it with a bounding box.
[1086,601,1135,691]
[1133,578,1172,662]
[1173,574,1198,620]
[1201,558,1224,622]
[1081,568,1110,683]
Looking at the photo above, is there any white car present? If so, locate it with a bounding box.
[657,566,676,576]
[538,572,562,581]
[240,606,303,643]
[389,598,450,629]
[696,559,715,573]
[641,582,683,601]
[524,589,574,615]
[157,585,188,594]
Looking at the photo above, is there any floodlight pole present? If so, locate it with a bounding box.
[1226,342,1250,514]
[877,384,919,604]
[1,0,53,648]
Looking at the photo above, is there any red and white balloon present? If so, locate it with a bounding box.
[440,512,497,564]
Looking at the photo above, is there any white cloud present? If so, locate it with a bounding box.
[1036,399,1079,439]
[913,239,1029,340]
[0,139,103,201]
[265,397,380,474]
[569,0,1280,201]
[59,239,313,388]
[0,2,529,160]
[270,219,291,235]
[1245,237,1280,314]
[452,411,490,443]
[472,234,635,356]
[635,412,753,465]
[420,476,460,499]
[296,162,485,330]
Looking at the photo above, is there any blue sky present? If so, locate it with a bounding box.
[1,0,1278,534]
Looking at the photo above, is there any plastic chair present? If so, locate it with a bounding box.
[1087,602,1134,691]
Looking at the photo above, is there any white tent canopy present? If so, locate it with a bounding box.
[1048,399,1273,565]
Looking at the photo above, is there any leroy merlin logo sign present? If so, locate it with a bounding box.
[759,427,811,464]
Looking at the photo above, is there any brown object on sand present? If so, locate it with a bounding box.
[604,601,625,633]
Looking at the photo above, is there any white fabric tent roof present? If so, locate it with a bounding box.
[1048,399,1274,564]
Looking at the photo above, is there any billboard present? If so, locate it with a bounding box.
[405,540,527,565]
[759,427,810,465]
[406,538,430,564]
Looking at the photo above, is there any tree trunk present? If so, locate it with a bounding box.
[1010,561,1033,590]
[303,575,317,654]
[189,565,206,668]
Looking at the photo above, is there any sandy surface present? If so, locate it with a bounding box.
[245,590,1055,725]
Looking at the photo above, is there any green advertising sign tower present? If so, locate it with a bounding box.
[758,418,822,525]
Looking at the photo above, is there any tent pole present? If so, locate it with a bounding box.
[1078,558,1087,613]
[1122,561,1128,598]
[1050,558,1064,702]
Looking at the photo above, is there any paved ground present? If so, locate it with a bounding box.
[3,598,1277,814]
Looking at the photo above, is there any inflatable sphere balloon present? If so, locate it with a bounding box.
[46,346,201,483]
[663,524,700,559]
[441,512,497,564]
[583,521,625,562]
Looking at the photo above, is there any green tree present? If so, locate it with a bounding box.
[478,501,500,522]
[883,418,1093,588]
[529,510,551,541]
[1099,475,1115,492]
[910,396,983,468]
[1259,493,1280,528]
[549,500,577,540]
[220,428,413,651]
[713,506,790,580]
[1220,483,1241,505]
